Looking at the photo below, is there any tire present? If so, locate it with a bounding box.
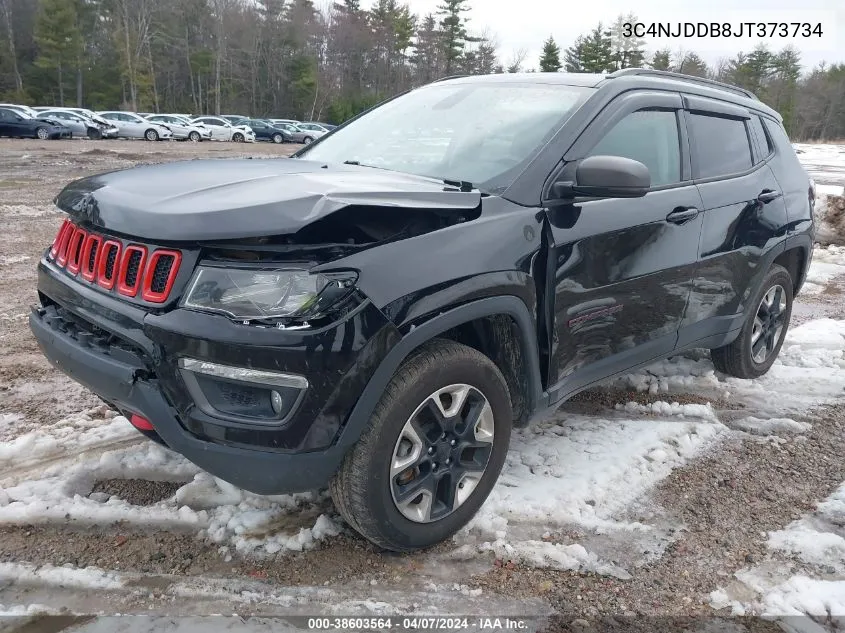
[303,136,314,144]
[271,133,283,144]
[144,129,159,141]
[232,132,244,143]
[710,263,793,379]
[35,127,49,140]
[188,131,201,142]
[330,339,512,552]
[87,128,102,140]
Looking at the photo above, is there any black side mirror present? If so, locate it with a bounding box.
[551,155,651,200]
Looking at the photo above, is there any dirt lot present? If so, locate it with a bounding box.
[1,139,844,631]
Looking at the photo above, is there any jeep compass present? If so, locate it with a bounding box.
[30,69,814,551]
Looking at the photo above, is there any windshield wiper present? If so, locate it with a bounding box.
[443,178,475,192]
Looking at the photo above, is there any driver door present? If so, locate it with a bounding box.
[544,91,704,400]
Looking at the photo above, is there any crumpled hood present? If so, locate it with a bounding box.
[55,158,481,241]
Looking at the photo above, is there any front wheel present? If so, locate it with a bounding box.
[271,133,283,144]
[303,136,314,144]
[330,340,512,552]
[35,127,49,140]
[710,263,793,379]
[232,132,244,143]
[87,128,102,140]
[188,131,201,142]
[144,128,159,141]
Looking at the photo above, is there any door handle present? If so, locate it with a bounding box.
[757,190,783,204]
[666,206,700,224]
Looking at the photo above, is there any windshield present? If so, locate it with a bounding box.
[299,81,593,192]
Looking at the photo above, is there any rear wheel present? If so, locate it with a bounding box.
[144,128,159,141]
[330,340,512,552]
[35,127,49,140]
[188,131,201,142]
[232,132,244,143]
[710,264,793,379]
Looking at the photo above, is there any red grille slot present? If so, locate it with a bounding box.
[97,240,121,290]
[50,220,72,259]
[141,250,182,303]
[55,222,75,267]
[66,228,88,275]
[80,234,102,282]
[117,245,147,297]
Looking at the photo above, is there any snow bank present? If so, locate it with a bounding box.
[0,562,124,590]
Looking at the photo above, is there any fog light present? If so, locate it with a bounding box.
[270,390,284,415]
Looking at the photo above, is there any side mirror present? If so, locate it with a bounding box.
[551,155,650,200]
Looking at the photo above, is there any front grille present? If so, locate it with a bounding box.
[47,221,182,304]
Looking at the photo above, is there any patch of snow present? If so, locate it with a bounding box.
[760,576,845,618]
[0,562,124,590]
[0,255,29,266]
[768,482,845,573]
[616,400,719,422]
[730,417,811,436]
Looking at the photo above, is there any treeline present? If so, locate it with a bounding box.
[0,0,843,139]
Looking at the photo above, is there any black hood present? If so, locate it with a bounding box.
[55,158,481,241]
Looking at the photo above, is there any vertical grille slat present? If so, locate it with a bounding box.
[48,221,182,303]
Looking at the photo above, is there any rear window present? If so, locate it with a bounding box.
[689,113,753,179]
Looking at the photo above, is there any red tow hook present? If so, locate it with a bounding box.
[129,413,155,431]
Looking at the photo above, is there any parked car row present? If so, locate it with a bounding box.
[0,102,336,145]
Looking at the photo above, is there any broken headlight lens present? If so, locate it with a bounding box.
[181,266,354,321]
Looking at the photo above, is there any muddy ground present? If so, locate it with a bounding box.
[1,138,844,631]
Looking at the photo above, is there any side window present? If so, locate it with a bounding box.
[749,115,773,162]
[588,109,681,187]
[688,113,753,179]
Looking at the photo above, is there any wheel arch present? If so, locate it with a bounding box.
[776,234,813,297]
[335,296,543,451]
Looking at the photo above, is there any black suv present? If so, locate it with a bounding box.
[30,70,814,552]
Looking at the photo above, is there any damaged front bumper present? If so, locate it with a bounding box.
[30,258,400,494]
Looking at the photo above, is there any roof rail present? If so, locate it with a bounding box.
[608,68,758,101]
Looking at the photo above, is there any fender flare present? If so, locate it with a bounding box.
[333,296,543,450]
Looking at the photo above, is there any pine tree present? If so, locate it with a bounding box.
[610,13,644,69]
[437,0,472,75]
[770,46,801,134]
[564,35,586,72]
[580,23,613,73]
[676,52,708,77]
[650,49,671,71]
[538,35,561,72]
[412,14,441,83]
[34,0,81,106]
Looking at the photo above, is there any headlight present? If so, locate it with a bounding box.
[181,266,356,321]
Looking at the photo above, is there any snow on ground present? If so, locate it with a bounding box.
[711,481,845,622]
[794,143,845,187]
[802,246,845,294]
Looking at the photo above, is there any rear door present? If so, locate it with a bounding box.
[678,96,789,347]
[545,91,705,399]
[0,108,13,136]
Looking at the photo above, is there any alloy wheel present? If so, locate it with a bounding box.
[36,128,49,140]
[751,284,786,364]
[389,384,495,523]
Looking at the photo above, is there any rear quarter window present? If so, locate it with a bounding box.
[689,113,753,179]
[749,115,773,161]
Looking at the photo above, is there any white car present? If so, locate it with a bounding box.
[38,109,114,139]
[98,111,173,141]
[0,103,39,118]
[146,114,210,141]
[191,116,255,142]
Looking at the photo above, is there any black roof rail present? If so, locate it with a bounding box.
[608,68,758,101]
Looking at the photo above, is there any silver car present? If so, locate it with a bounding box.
[146,114,210,141]
[98,111,173,141]
[291,122,329,144]
[38,109,111,139]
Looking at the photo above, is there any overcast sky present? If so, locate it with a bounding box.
[404,0,844,72]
